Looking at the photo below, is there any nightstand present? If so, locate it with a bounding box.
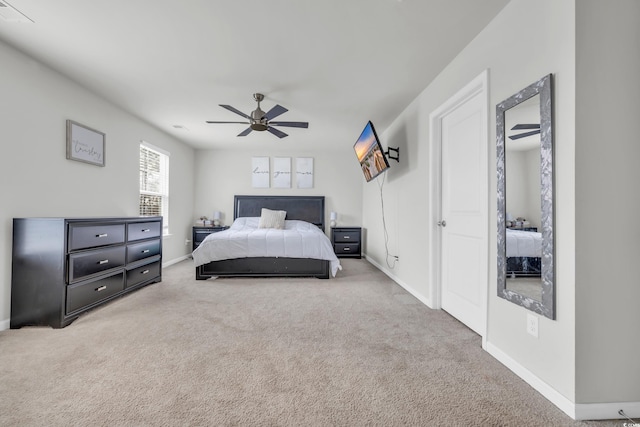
[331,227,362,259]
[192,226,229,251]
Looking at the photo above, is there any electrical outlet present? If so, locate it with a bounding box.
[526,313,539,338]
[185,239,192,246]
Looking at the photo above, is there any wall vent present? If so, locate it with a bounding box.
[0,1,33,23]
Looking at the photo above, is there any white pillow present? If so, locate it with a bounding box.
[258,208,287,229]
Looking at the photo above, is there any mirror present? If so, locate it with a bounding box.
[497,74,555,319]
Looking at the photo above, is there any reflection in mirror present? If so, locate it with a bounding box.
[497,74,555,319]
[505,95,542,301]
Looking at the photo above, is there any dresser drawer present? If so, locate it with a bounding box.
[126,261,161,288]
[68,246,126,282]
[127,239,161,263]
[333,230,360,243]
[68,223,125,251]
[128,221,161,241]
[335,243,360,256]
[66,272,125,314]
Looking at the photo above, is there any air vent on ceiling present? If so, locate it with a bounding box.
[0,1,33,23]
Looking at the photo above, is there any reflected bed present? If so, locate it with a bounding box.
[506,229,541,278]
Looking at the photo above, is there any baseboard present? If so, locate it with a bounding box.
[485,342,640,421]
[575,401,640,421]
[163,254,190,268]
[364,254,434,308]
[485,341,577,419]
[0,318,9,331]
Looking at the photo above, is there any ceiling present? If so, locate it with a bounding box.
[0,0,509,151]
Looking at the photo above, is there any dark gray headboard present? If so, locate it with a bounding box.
[234,195,325,230]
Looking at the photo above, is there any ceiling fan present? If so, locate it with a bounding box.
[509,123,540,140]
[206,93,309,138]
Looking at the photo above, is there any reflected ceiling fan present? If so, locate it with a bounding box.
[509,123,540,140]
[206,93,309,138]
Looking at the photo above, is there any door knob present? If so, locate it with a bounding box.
[437,220,447,227]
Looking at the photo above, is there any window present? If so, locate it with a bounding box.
[139,142,169,234]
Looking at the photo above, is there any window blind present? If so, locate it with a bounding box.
[139,143,169,231]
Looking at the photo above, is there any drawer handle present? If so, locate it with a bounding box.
[96,233,108,238]
[343,247,351,251]
[96,285,107,292]
[342,236,351,239]
[141,269,150,275]
[141,229,151,232]
[141,249,150,253]
[98,259,109,265]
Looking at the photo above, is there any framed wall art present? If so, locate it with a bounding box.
[296,157,314,189]
[252,156,270,188]
[273,157,291,188]
[66,120,105,167]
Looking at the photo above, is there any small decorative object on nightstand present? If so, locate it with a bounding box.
[192,225,229,251]
[331,226,361,258]
[213,211,222,226]
[330,211,337,227]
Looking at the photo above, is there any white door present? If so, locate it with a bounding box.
[438,85,487,336]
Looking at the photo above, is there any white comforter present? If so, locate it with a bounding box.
[506,229,542,258]
[192,217,342,277]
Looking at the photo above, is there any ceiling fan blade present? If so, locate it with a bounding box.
[237,127,253,137]
[205,121,250,124]
[219,104,252,120]
[509,129,541,140]
[264,104,288,120]
[511,124,540,130]
[267,126,288,138]
[269,121,309,128]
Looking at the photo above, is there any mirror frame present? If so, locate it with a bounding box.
[497,74,555,319]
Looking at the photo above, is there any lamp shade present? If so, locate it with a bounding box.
[330,211,337,221]
[213,211,221,220]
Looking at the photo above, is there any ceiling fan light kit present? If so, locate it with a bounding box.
[206,93,309,139]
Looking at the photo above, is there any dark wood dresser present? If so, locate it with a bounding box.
[331,227,362,258]
[11,217,162,328]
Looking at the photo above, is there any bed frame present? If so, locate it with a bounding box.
[196,195,330,280]
[507,256,541,278]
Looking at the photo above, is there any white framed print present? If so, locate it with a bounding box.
[66,120,105,166]
[252,157,270,188]
[296,157,314,188]
[272,157,291,188]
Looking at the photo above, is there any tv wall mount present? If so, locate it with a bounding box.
[385,147,400,162]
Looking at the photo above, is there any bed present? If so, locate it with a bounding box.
[193,195,339,280]
[506,228,542,277]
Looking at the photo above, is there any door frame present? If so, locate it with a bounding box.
[427,69,489,345]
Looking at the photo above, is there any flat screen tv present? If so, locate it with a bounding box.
[353,121,390,182]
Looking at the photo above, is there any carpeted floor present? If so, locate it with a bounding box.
[0,259,620,426]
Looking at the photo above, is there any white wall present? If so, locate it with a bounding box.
[575,0,640,403]
[506,148,541,229]
[363,0,578,403]
[193,148,363,233]
[0,40,196,328]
